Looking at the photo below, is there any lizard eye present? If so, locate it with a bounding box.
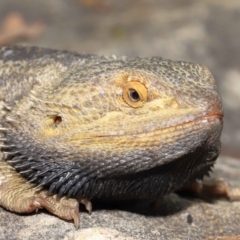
[128,89,140,101]
[123,81,148,108]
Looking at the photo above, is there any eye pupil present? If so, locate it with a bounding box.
[129,89,140,101]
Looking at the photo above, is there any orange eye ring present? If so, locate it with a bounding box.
[123,81,148,108]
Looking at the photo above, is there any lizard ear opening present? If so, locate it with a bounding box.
[123,81,148,108]
[52,115,62,128]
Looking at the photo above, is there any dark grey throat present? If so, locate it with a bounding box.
[1,132,219,200]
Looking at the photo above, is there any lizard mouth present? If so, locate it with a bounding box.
[93,98,223,139]
[91,112,223,139]
[179,112,223,129]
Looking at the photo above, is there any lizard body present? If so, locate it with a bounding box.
[0,46,223,227]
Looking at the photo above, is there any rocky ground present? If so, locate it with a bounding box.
[0,0,240,239]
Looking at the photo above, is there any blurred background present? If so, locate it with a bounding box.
[0,0,239,158]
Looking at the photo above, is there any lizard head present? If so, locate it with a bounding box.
[1,47,223,199]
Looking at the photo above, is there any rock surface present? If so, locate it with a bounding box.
[0,156,240,240]
[0,0,240,239]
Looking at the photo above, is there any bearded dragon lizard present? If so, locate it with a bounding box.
[0,45,234,228]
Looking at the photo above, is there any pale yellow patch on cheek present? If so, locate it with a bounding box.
[171,100,179,108]
[146,97,178,111]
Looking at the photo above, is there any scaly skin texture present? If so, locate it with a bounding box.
[0,46,223,227]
